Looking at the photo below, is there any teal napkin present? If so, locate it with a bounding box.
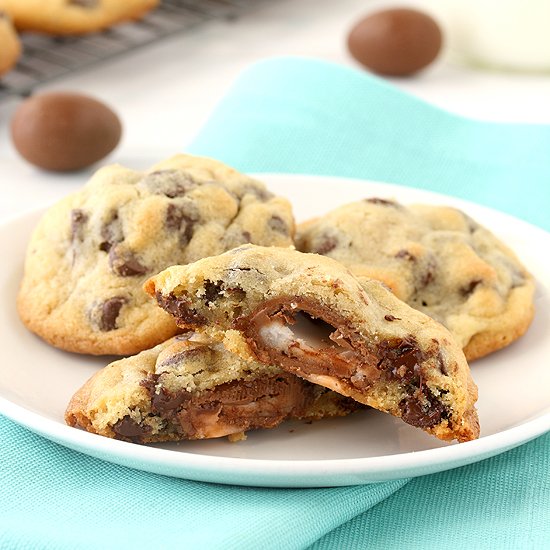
[2,57,550,549]
[189,58,550,231]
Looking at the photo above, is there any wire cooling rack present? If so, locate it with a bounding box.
[0,0,268,101]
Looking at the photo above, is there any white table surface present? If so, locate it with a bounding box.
[1,0,550,220]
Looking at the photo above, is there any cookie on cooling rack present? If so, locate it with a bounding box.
[17,154,295,355]
[0,10,20,76]
[0,0,159,35]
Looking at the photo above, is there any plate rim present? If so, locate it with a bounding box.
[1,173,549,487]
[2,392,549,487]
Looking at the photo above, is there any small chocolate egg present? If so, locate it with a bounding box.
[11,92,122,172]
[347,8,442,76]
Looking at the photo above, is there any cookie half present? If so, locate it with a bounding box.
[0,0,159,35]
[65,334,360,443]
[296,199,535,361]
[18,154,295,355]
[145,245,480,443]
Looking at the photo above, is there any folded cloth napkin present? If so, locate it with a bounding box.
[2,57,549,549]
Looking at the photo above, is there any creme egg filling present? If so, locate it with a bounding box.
[254,308,382,395]
[258,311,352,357]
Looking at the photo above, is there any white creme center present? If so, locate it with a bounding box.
[258,312,342,352]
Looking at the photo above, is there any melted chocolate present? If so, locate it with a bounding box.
[141,376,189,415]
[99,296,126,331]
[460,279,482,297]
[239,184,273,202]
[236,296,452,434]
[70,209,88,242]
[395,249,416,261]
[399,391,447,429]
[268,215,288,234]
[69,0,99,7]
[138,372,347,440]
[384,314,400,322]
[365,198,399,207]
[108,247,148,277]
[156,292,206,327]
[314,234,338,255]
[139,170,196,198]
[165,204,199,245]
[99,212,123,252]
[113,416,151,438]
[235,297,378,384]
[420,256,437,287]
[377,338,426,385]
[203,280,224,305]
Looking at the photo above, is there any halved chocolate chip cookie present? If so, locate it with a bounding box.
[65,334,360,443]
[18,155,295,355]
[297,199,535,361]
[145,245,480,443]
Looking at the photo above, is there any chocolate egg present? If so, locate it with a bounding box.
[347,8,442,76]
[11,92,122,172]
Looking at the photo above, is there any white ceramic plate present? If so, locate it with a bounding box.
[1,175,549,488]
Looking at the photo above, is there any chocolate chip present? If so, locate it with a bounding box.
[365,198,399,207]
[399,392,447,429]
[70,0,99,7]
[395,249,416,261]
[165,204,182,231]
[156,292,206,327]
[157,349,205,371]
[241,231,252,243]
[421,272,435,286]
[384,314,400,321]
[268,215,288,234]
[203,280,224,305]
[464,214,479,234]
[377,338,426,385]
[108,247,148,277]
[420,257,437,287]
[112,416,150,439]
[69,0,99,7]
[314,234,338,255]
[152,389,187,415]
[70,209,88,242]
[239,184,273,202]
[99,212,123,252]
[165,204,199,246]
[460,279,482,297]
[99,296,126,331]
[141,376,188,415]
[138,170,196,198]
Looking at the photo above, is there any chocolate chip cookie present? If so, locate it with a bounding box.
[65,334,360,443]
[0,0,158,35]
[296,199,535,361]
[18,155,295,355]
[145,245,480,443]
[0,10,20,76]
